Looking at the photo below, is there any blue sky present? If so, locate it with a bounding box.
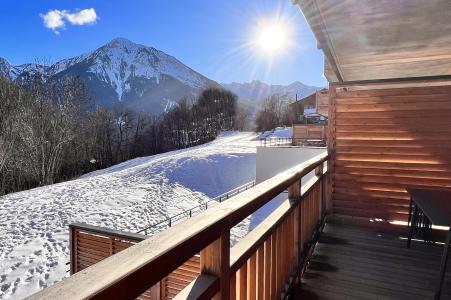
[0,0,326,86]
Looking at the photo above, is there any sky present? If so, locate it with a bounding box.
[0,0,326,87]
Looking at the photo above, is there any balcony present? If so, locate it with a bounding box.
[28,0,451,299]
[30,152,331,300]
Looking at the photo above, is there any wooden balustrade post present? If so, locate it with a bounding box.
[315,164,324,219]
[327,87,336,215]
[200,229,230,300]
[69,225,77,275]
[288,180,301,281]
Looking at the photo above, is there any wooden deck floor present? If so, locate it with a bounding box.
[294,222,451,300]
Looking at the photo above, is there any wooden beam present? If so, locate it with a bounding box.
[298,0,344,82]
[70,223,147,242]
[331,75,451,88]
[327,86,336,214]
[69,226,77,275]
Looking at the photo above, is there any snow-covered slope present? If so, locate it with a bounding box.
[222,80,320,103]
[1,38,220,115]
[0,132,269,299]
[256,127,293,140]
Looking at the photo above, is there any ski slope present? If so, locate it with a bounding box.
[0,132,274,299]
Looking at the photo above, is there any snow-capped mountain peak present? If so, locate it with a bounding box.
[0,38,219,114]
[50,38,214,101]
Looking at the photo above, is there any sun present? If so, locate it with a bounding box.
[257,24,287,53]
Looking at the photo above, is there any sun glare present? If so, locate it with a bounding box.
[257,24,287,53]
[253,19,293,58]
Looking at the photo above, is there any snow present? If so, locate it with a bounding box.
[256,127,292,140]
[3,38,211,100]
[0,132,287,299]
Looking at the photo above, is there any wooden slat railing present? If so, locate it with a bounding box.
[69,223,201,300]
[29,151,330,300]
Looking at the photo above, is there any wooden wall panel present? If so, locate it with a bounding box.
[316,89,329,117]
[293,124,327,140]
[333,85,451,222]
[74,229,200,300]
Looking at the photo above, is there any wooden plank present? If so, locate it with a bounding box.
[263,239,271,300]
[336,93,451,105]
[246,254,256,300]
[336,85,451,98]
[72,223,146,242]
[336,109,451,119]
[297,222,451,299]
[230,273,236,300]
[172,274,219,300]
[335,160,451,172]
[237,264,247,300]
[256,246,264,300]
[270,233,277,300]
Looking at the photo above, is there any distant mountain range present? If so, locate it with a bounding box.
[222,80,319,104]
[0,38,320,115]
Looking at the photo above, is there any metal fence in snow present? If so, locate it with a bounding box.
[136,181,256,235]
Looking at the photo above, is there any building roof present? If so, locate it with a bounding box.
[295,0,451,84]
[289,88,327,106]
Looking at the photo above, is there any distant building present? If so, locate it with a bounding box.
[289,88,328,124]
[289,88,328,146]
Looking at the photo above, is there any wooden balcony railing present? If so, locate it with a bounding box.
[29,151,330,300]
[68,223,201,299]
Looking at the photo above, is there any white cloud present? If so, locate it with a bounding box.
[41,8,98,34]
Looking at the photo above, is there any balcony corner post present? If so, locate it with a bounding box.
[288,180,302,281]
[69,224,77,275]
[200,229,230,299]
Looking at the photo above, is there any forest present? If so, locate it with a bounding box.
[0,74,244,195]
[255,94,296,132]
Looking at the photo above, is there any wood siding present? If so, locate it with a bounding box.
[293,124,327,141]
[316,89,329,117]
[71,226,200,300]
[332,85,451,222]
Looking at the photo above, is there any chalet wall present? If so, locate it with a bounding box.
[316,89,329,117]
[332,85,451,222]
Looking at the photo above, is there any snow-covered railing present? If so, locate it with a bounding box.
[136,181,256,235]
[29,152,330,300]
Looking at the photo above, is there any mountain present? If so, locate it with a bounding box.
[0,57,13,78]
[221,80,320,104]
[1,38,220,115]
[1,38,320,115]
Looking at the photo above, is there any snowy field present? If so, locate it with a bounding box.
[0,132,293,299]
[256,126,292,140]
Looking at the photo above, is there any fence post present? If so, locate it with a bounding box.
[288,179,301,280]
[69,225,77,274]
[200,229,230,299]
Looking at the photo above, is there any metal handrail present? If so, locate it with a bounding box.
[136,181,256,235]
[259,136,293,147]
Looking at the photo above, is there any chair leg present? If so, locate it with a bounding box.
[407,205,418,248]
[434,230,451,300]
